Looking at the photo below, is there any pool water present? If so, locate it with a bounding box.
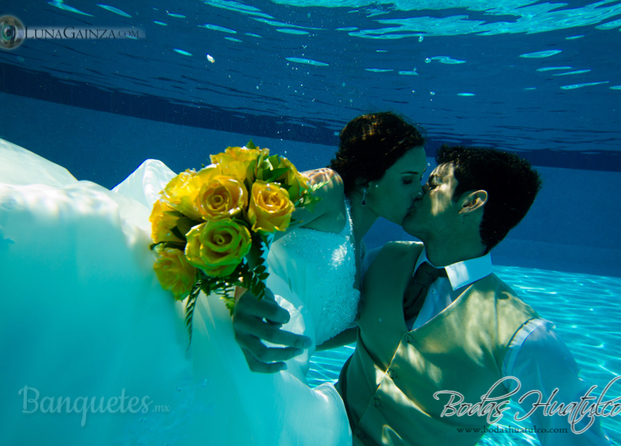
[309,266,621,445]
[1,0,620,444]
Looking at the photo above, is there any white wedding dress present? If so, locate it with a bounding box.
[0,139,357,446]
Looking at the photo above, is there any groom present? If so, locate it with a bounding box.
[336,145,609,445]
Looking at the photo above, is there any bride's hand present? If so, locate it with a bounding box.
[232,288,312,373]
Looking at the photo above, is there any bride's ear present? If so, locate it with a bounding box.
[354,177,371,191]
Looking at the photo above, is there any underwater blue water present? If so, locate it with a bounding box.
[1,0,620,444]
[1,0,620,182]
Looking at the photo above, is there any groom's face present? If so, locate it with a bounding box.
[402,162,462,240]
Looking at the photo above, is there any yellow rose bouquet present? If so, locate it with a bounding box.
[149,142,322,342]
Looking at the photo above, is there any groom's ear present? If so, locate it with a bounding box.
[458,190,488,214]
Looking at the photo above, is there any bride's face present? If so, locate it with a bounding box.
[364,147,427,225]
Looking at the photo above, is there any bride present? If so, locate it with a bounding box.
[0,112,426,445]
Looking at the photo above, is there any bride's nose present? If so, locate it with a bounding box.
[413,183,424,200]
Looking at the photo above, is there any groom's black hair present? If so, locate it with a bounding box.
[436,145,542,253]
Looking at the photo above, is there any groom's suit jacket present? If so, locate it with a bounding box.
[337,241,539,446]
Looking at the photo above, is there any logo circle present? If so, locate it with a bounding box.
[0,16,25,50]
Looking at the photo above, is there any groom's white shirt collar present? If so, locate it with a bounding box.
[415,247,493,291]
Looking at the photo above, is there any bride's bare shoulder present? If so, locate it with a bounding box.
[294,168,346,232]
[303,168,343,189]
[301,168,344,209]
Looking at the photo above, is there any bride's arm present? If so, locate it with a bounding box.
[316,326,358,351]
[232,168,346,373]
[274,168,345,240]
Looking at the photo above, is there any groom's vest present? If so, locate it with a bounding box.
[338,242,539,446]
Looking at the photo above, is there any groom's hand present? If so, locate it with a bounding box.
[232,288,312,373]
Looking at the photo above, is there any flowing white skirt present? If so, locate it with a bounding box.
[0,139,352,445]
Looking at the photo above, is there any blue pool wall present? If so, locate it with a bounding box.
[2,93,620,277]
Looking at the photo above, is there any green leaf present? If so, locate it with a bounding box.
[163,209,186,218]
[171,226,187,242]
[266,167,290,182]
[177,217,201,236]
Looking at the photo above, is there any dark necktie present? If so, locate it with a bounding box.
[403,262,447,321]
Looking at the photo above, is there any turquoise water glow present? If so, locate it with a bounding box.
[309,266,621,445]
[1,0,620,443]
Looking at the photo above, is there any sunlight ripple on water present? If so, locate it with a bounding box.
[286,57,330,67]
[519,50,563,58]
[561,81,610,90]
[96,4,132,18]
[48,0,92,16]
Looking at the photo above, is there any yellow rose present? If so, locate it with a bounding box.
[210,145,269,183]
[160,169,203,221]
[150,199,185,243]
[248,181,294,233]
[211,145,269,165]
[195,176,248,221]
[153,246,197,300]
[185,220,252,277]
[163,165,244,221]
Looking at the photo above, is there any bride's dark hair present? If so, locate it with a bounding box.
[330,112,425,194]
